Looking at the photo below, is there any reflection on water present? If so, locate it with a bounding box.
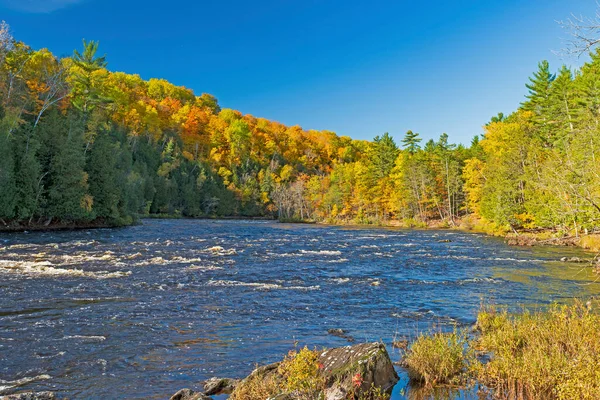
[0,219,598,399]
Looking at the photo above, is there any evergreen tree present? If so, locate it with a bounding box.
[401,130,421,154]
[71,40,110,113]
[47,115,91,221]
[371,132,399,178]
[87,132,120,220]
[0,131,16,220]
[522,60,556,144]
[14,128,42,221]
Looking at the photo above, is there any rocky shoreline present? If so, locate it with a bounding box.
[0,343,399,400]
[170,342,398,400]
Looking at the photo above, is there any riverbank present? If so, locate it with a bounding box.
[314,215,600,254]
[0,215,276,233]
[2,213,598,257]
[403,300,600,400]
[0,218,132,233]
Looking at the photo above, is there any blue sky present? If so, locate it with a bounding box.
[1,0,597,144]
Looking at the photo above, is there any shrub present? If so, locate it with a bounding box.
[404,329,472,386]
[278,346,325,393]
[230,346,325,400]
[473,301,600,400]
[228,372,282,400]
[580,234,600,252]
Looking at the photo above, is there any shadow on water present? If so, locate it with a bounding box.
[0,219,598,399]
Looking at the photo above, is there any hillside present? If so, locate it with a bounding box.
[1,21,600,239]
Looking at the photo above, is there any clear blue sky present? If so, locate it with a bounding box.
[0,0,597,144]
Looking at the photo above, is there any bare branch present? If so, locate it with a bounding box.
[557,3,600,57]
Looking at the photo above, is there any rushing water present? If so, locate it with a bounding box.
[0,219,598,399]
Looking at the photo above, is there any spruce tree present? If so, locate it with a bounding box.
[0,132,16,220]
[47,114,91,222]
[87,132,119,221]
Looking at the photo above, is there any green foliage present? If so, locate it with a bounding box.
[401,130,421,154]
[0,130,16,219]
[47,115,91,222]
[87,132,120,220]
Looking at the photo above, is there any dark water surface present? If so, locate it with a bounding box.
[1,219,598,399]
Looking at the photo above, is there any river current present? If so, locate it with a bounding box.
[0,219,598,399]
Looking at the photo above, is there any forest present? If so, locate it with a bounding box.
[0,20,599,236]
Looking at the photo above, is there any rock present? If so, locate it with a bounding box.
[232,342,398,398]
[203,377,239,395]
[0,393,56,400]
[391,339,408,349]
[560,256,585,263]
[506,236,536,246]
[327,328,355,342]
[168,388,211,400]
[324,386,346,400]
[319,343,398,392]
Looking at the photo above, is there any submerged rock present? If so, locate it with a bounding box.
[168,388,211,400]
[560,256,586,263]
[202,377,239,395]
[392,339,409,349]
[327,328,355,342]
[232,342,398,399]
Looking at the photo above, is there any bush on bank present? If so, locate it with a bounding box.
[404,300,600,400]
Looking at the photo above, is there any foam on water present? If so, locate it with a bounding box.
[0,260,131,279]
[1,219,597,399]
[0,375,51,393]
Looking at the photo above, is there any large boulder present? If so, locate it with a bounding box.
[319,343,398,397]
[231,342,398,399]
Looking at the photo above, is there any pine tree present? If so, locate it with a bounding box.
[401,130,421,154]
[371,132,399,178]
[522,60,555,144]
[70,40,111,113]
[548,65,576,143]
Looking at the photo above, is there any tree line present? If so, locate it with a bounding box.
[0,20,599,235]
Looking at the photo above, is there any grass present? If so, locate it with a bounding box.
[405,300,600,399]
[580,234,600,252]
[403,330,473,387]
[473,301,600,400]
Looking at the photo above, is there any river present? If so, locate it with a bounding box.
[0,219,598,399]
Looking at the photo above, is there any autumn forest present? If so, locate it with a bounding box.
[1,21,599,236]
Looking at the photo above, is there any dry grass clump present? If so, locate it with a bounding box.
[228,368,283,400]
[403,329,473,386]
[580,234,600,252]
[229,346,324,400]
[473,301,600,399]
[403,301,600,399]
